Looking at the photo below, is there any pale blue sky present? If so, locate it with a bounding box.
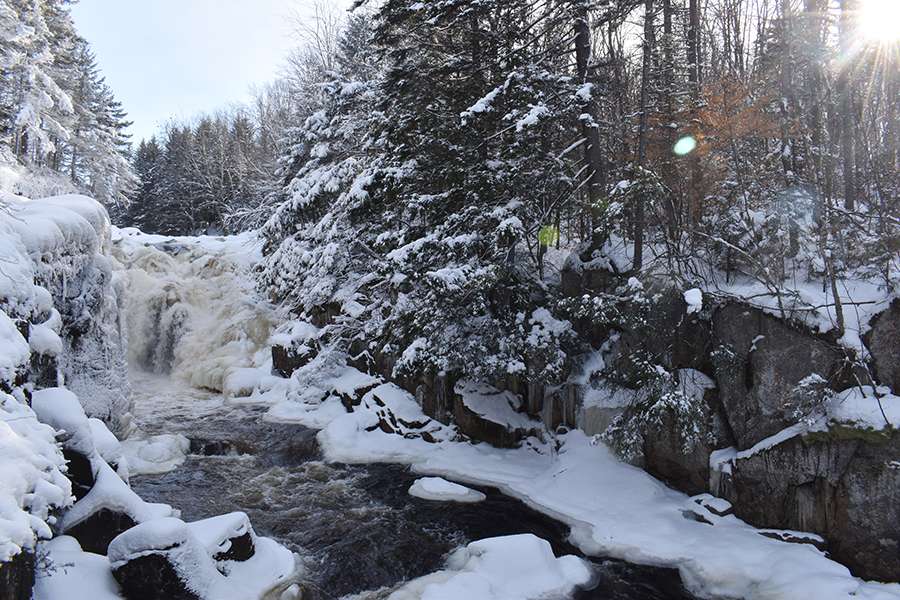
[71,1,347,144]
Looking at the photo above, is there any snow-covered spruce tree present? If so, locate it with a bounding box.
[0,0,136,212]
[261,1,599,387]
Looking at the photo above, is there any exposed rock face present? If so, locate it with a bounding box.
[0,551,34,600]
[867,299,900,393]
[64,508,138,555]
[271,341,317,378]
[711,303,847,450]
[642,372,734,496]
[113,553,202,600]
[722,429,900,581]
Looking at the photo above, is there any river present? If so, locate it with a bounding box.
[126,371,694,600]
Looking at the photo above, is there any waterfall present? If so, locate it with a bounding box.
[115,236,275,394]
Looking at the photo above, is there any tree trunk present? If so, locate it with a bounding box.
[838,0,856,211]
[574,1,607,250]
[633,0,655,272]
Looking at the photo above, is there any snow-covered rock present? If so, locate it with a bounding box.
[453,379,541,448]
[109,516,298,600]
[0,193,130,434]
[385,534,591,599]
[121,433,190,476]
[408,477,486,503]
[0,393,71,562]
[33,536,122,600]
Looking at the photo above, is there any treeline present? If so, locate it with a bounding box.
[125,101,289,235]
[253,0,897,386]
[0,0,135,208]
[122,8,374,236]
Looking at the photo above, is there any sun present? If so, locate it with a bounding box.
[857,0,900,44]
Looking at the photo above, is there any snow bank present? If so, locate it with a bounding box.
[408,477,486,503]
[385,534,591,600]
[264,362,900,600]
[0,392,71,562]
[34,536,122,600]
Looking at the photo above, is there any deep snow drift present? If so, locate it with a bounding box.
[0,191,127,567]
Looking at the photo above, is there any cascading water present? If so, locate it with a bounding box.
[114,234,275,393]
[115,233,695,600]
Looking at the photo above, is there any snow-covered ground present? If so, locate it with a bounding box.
[107,228,900,600]
[252,354,900,600]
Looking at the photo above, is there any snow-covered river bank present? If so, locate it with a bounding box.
[124,371,691,599]
[111,229,900,600]
[112,230,695,599]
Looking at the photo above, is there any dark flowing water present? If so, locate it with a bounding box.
[128,373,694,600]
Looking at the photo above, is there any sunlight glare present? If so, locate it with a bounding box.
[858,0,900,44]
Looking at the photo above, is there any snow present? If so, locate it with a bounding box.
[683,288,703,314]
[88,418,125,471]
[263,364,900,600]
[31,387,95,457]
[108,517,299,600]
[59,460,176,532]
[574,82,594,103]
[826,386,899,431]
[515,104,549,132]
[29,321,63,356]
[0,392,71,562]
[454,379,537,431]
[706,275,894,356]
[121,433,190,476]
[385,534,591,600]
[0,310,29,386]
[408,477,486,504]
[1,192,131,433]
[34,537,123,600]
[186,511,251,558]
[460,86,502,122]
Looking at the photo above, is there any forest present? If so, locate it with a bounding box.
[1,1,899,599]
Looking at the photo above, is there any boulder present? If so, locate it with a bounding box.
[0,551,34,600]
[110,519,206,600]
[271,342,317,379]
[723,428,900,581]
[866,299,900,393]
[187,512,256,564]
[712,303,847,449]
[452,380,542,448]
[64,508,138,555]
[643,372,735,496]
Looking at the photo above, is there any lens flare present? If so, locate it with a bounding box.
[673,136,697,156]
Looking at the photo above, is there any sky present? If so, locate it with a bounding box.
[70,1,348,144]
